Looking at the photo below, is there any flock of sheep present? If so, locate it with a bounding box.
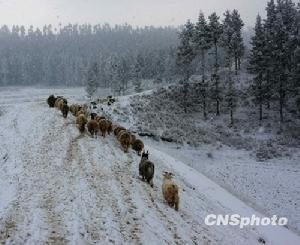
[47,94,180,211]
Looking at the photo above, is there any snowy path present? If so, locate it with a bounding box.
[0,88,299,244]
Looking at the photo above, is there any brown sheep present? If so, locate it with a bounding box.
[119,131,131,153]
[106,120,113,135]
[69,104,76,115]
[76,108,87,117]
[87,120,99,138]
[76,114,88,133]
[47,95,56,108]
[162,172,179,211]
[114,126,126,136]
[95,116,106,122]
[130,134,136,146]
[58,100,65,111]
[98,119,108,137]
[117,128,127,141]
[70,104,81,116]
[132,139,144,155]
[54,98,63,108]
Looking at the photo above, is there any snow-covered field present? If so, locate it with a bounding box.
[0,87,299,244]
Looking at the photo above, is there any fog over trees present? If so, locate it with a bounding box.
[0,24,178,89]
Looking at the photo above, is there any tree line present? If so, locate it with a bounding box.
[0,24,178,90]
[177,0,300,125]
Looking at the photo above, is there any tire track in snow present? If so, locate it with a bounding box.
[106,140,143,244]
[62,130,110,243]
[63,125,127,244]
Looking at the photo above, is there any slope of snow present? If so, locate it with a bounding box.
[0,87,299,244]
[101,86,300,235]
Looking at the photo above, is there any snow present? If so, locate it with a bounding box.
[0,87,299,244]
[101,83,300,235]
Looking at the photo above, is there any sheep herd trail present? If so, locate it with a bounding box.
[0,88,299,245]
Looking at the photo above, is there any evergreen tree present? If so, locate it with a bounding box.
[193,12,211,119]
[271,0,296,123]
[231,9,245,73]
[176,20,195,81]
[193,12,211,82]
[249,15,268,121]
[264,0,277,109]
[292,3,300,102]
[208,12,223,116]
[221,10,237,125]
[176,20,196,113]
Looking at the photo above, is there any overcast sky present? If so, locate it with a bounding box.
[0,0,270,28]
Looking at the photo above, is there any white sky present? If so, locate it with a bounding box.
[0,0,270,28]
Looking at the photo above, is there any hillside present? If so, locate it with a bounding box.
[101,82,300,234]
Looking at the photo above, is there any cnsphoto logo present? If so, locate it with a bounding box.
[205,214,288,229]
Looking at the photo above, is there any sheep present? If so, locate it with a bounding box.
[90,113,97,120]
[47,95,56,108]
[98,119,108,137]
[58,100,65,111]
[76,114,88,133]
[114,126,126,136]
[117,128,127,141]
[132,139,144,155]
[130,134,136,146]
[95,115,105,122]
[70,104,82,116]
[162,172,179,211]
[76,108,88,117]
[54,98,63,108]
[87,119,99,138]
[119,131,131,153]
[69,104,76,115]
[62,104,69,118]
[106,120,113,135]
[139,151,155,187]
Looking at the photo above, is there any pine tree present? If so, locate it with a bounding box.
[193,12,211,119]
[208,12,223,116]
[221,10,237,125]
[193,12,211,82]
[176,20,196,113]
[231,9,245,73]
[264,0,277,109]
[85,62,99,98]
[176,20,195,81]
[271,0,297,123]
[292,3,300,102]
[249,15,268,122]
